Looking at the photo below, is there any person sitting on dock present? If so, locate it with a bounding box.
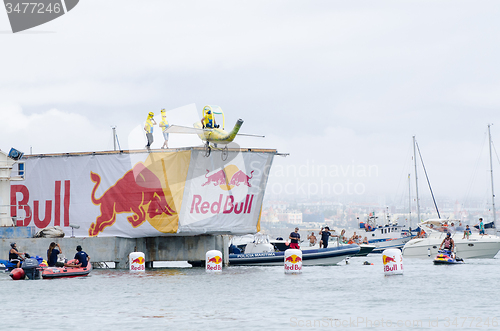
[439,233,455,253]
[307,232,317,246]
[463,225,472,239]
[9,243,25,268]
[74,245,90,268]
[319,227,337,249]
[289,227,301,249]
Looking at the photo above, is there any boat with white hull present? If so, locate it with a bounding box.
[358,215,415,253]
[228,234,360,266]
[402,220,500,259]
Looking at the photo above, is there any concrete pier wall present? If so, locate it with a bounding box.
[1,235,228,268]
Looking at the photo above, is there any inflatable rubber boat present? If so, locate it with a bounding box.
[42,259,92,279]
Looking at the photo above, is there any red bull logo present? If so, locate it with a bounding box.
[207,255,222,271]
[89,163,176,236]
[207,256,222,264]
[202,165,254,191]
[285,254,302,271]
[131,256,145,264]
[382,255,396,265]
[285,255,302,263]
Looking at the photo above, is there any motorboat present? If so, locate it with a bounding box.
[42,259,92,279]
[402,219,500,259]
[229,235,360,266]
[433,250,464,265]
[357,214,415,253]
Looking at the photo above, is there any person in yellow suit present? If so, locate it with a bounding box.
[158,109,169,149]
[201,109,218,129]
[144,112,156,149]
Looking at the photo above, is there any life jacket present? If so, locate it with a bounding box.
[444,237,452,249]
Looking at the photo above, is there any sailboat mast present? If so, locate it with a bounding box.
[488,124,497,229]
[408,173,412,227]
[413,136,421,226]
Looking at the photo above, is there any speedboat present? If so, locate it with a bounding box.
[433,250,464,265]
[403,219,500,259]
[42,259,92,279]
[229,235,360,266]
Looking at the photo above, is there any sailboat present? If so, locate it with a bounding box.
[402,126,500,259]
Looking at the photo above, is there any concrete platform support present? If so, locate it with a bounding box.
[1,234,227,268]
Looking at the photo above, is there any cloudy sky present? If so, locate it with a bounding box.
[1,0,500,206]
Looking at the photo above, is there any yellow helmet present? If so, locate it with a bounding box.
[148,112,154,117]
[161,108,166,115]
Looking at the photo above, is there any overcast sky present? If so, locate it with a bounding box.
[1,1,500,207]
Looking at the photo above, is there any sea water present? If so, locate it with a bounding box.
[1,256,499,331]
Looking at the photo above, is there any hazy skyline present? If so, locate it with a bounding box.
[2,1,500,204]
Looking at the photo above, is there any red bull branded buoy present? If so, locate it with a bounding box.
[382,249,403,276]
[284,249,302,274]
[206,250,222,273]
[129,252,146,272]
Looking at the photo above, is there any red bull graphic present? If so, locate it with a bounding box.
[207,256,222,264]
[89,163,176,236]
[285,255,302,263]
[130,256,145,271]
[382,255,396,265]
[284,253,302,271]
[202,165,253,191]
[206,255,222,271]
[229,170,254,187]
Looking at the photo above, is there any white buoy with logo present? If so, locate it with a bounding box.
[206,250,222,272]
[129,252,145,272]
[382,248,403,276]
[284,249,302,274]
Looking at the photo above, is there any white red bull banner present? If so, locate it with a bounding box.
[10,149,274,238]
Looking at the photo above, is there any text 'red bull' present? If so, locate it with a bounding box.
[190,194,254,214]
[89,163,175,236]
[207,255,222,270]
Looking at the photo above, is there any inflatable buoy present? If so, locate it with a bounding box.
[284,249,302,274]
[206,250,222,273]
[382,249,403,276]
[9,268,25,280]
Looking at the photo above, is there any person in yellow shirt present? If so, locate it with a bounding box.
[158,109,169,149]
[144,112,156,149]
[201,110,218,129]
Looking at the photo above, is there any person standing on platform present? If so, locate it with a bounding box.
[289,227,301,249]
[144,111,156,150]
[159,109,170,149]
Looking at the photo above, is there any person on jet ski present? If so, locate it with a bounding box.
[439,232,455,255]
[9,243,25,268]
